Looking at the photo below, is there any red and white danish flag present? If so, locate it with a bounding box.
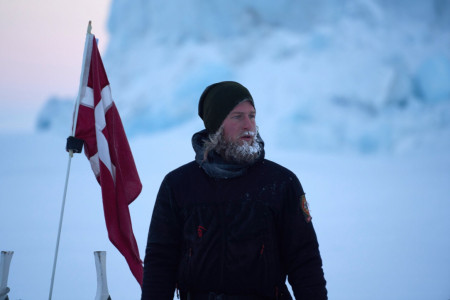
[72,35,143,285]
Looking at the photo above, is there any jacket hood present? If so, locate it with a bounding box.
[192,129,265,179]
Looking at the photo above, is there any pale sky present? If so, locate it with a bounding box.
[0,0,111,131]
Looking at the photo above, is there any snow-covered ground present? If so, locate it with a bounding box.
[1,118,449,299]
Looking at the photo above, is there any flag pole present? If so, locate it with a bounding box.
[71,20,92,137]
[48,21,93,300]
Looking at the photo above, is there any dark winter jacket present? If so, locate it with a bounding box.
[141,131,327,300]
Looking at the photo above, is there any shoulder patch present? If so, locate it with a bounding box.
[301,194,312,223]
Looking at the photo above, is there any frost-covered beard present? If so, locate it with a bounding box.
[204,127,262,164]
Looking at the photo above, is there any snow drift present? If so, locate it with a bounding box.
[37,0,450,154]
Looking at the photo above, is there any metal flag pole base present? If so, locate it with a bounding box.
[0,251,14,300]
[94,251,112,300]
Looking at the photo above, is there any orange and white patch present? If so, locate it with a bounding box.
[301,194,312,223]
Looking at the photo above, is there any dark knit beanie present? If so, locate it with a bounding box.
[198,81,254,133]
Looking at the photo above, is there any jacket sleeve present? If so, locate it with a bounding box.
[141,176,181,300]
[281,175,327,300]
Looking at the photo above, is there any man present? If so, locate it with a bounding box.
[142,81,327,300]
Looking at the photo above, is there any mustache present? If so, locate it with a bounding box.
[239,131,257,138]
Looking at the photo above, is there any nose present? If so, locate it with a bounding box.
[242,115,254,130]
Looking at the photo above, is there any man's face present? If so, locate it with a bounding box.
[222,100,256,145]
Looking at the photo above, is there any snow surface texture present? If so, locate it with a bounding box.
[1,123,450,299]
[36,0,450,154]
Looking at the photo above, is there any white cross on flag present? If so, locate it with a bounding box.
[72,34,143,284]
